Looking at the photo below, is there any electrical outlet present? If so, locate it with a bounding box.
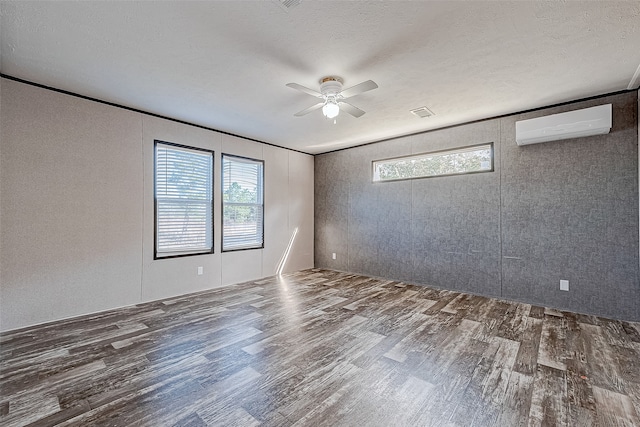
[560,279,569,291]
[197,266,203,276]
[332,253,337,260]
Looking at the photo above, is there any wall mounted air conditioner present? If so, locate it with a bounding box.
[515,104,612,146]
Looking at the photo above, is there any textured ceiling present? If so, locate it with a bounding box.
[1,1,639,154]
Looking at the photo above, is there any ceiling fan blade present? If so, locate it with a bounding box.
[338,101,365,118]
[294,102,324,117]
[286,83,323,98]
[339,80,378,99]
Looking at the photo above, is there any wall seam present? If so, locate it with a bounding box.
[411,165,415,283]
[140,114,145,303]
[262,144,265,276]
[219,150,223,287]
[347,162,351,272]
[411,140,415,283]
[498,120,504,298]
[287,151,291,273]
[0,78,3,331]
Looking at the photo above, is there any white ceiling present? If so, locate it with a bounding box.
[1,1,639,154]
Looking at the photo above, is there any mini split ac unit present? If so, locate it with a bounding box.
[515,104,612,146]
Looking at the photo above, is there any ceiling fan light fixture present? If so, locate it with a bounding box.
[322,101,340,119]
[287,76,376,119]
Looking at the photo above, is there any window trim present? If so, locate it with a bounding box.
[154,140,215,260]
[221,153,265,253]
[371,142,494,183]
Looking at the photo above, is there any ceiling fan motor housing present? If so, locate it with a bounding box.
[319,76,343,97]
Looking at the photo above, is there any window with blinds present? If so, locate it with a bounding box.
[222,154,264,251]
[154,141,214,259]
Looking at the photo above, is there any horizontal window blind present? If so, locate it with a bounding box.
[222,155,264,251]
[155,142,213,258]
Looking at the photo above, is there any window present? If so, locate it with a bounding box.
[372,143,493,182]
[154,141,213,259]
[222,154,264,251]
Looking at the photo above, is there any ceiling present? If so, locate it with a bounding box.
[1,1,639,155]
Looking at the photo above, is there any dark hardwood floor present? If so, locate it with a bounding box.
[1,269,640,426]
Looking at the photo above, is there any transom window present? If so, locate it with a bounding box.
[372,143,493,182]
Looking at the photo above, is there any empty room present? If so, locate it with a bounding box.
[1,1,640,426]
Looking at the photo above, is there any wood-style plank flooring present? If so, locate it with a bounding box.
[2,269,640,426]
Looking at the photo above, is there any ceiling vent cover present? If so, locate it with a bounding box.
[410,106,435,118]
[273,0,302,11]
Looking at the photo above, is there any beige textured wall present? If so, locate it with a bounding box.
[0,78,314,331]
[0,80,144,330]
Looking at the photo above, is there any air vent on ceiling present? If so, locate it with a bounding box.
[410,106,435,118]
[273,0,302,11]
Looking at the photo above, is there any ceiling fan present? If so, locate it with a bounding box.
[286,76,378,119]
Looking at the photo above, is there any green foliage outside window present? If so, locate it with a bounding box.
[223,182,258,223]
[373,144,493,182]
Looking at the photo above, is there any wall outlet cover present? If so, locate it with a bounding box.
[560,279,569,291]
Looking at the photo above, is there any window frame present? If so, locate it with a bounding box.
[372,142,494,183]
[221,153,265,252]
[154,140,214,260]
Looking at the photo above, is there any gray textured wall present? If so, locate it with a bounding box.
[315,91,640,321]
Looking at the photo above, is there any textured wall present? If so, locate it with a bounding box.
[0,78,314,331]
[0,79,143,330]
[500,93,638,320]
[315,91,639,321]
